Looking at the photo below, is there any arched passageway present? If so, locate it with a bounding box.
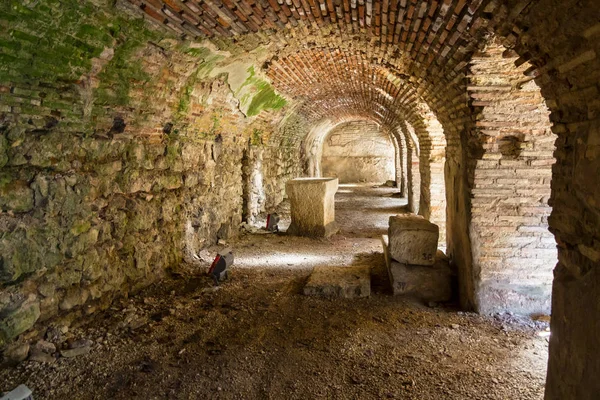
[0,0,599,398]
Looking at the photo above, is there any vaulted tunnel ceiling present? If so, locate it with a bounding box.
[265,48,423,129]
[126,0,524,143]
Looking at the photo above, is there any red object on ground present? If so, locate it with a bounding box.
[208,254,221,275]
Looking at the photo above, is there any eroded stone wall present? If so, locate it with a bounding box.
[0,0,299,347]
[263,112,307,212]
[321,121,395,183]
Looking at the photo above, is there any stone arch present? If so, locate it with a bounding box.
[300,116,404,183]
[265,48,451,239]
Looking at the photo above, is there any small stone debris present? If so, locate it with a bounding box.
[28,340,57,363]
[33,340,56,354]
[123,315,149,331]
[3,343,30,364]
[61,346,91,358]
[45,325,69,344]
[29,350,55,364]
[196,249,212,262]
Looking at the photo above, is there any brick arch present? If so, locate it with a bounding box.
[320,120,396,183]
[477,4,600,397]
[400,122,421,214]
[298,111,429,219]
[265,48,426,127]
[301,116,402,176]
[299,113,420,197]
[130,0,492,143]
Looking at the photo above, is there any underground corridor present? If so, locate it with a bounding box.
[0,0,599,399]
[1,185,551,399]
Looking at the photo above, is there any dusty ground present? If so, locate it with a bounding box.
[0,185,550,399]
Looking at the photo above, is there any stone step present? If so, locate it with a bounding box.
[303,265,371,298]
[382,235,453,302]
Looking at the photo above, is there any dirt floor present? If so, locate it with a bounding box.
[0,185,550,399]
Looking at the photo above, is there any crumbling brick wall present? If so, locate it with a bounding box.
[467,41,556,315]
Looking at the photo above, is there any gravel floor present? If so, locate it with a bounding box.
[0,185,550,399]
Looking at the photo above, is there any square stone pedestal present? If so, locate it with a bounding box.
[388,214,439,266]
[285,177,339,238]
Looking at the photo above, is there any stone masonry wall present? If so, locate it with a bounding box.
[263,113,306,212]
[322,121,395,183]
[0,0,297,348]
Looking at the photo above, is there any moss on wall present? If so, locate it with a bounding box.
[0,0,305,351]
[238,66,287,117]
[93,18,158,107]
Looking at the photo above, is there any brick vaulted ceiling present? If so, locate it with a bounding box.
[127,0,538,137]
[265,49,424,127]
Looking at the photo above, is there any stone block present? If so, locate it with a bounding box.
[0,297,41,348]
[382,235,452,302]
[304,266,370,299]
[0,179,34,213]
[286,177,339,237]
[388,214,438,265]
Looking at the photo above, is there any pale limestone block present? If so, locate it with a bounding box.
[286,177,339,237]
[382,235,452,302]
[388,214,439,265]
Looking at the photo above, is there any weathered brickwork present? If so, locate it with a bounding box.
[467,42,556,315]
[401,122,421,215]
[391,132,407,196]
[416,106,447,243]
[322,120,395,183]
